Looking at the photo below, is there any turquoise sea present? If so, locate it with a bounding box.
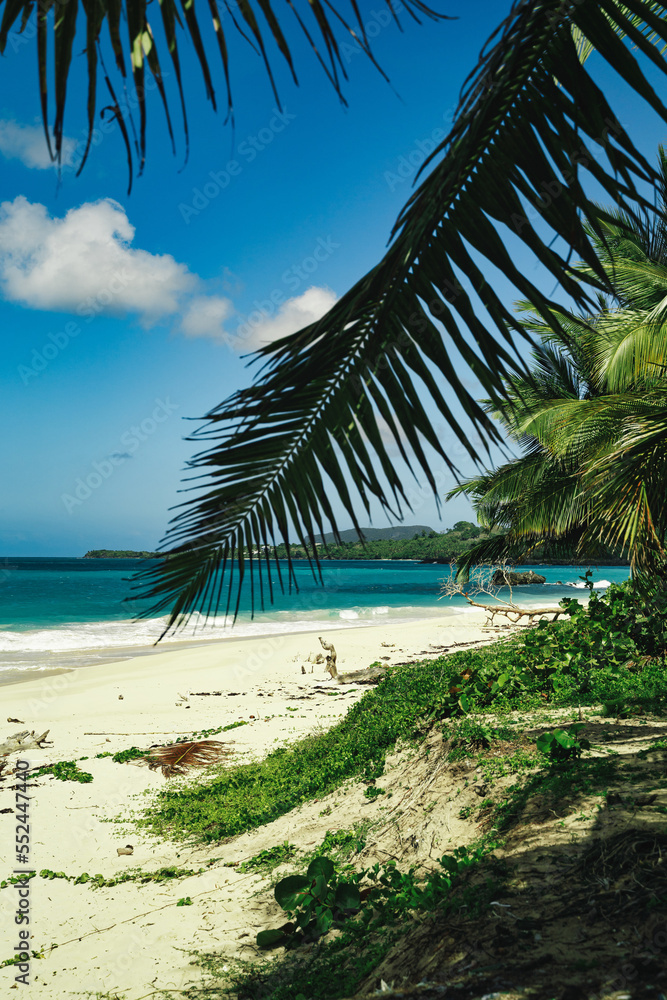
[0,557,631,686]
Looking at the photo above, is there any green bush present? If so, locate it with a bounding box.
[536,723,591,765]
[140,582,667,843]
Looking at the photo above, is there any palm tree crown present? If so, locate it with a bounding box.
[451,149,667,581]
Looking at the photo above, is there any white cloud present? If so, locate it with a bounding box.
[180,295,234,341]
[0,197,337,348]
[0,196,200,326]
[235,286,338,351]
[0,120,76,170]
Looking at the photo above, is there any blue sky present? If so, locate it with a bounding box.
[0,2,666,556]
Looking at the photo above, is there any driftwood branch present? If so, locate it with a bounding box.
[317,637,390,685]
[319,636,338,679]
[439,563,565,627]
[463,599,564,625]
[0,729,52,758]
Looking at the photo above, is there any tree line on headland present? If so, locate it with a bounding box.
[84,521,627,564]
[84,550,162,560]
[84,525,486,562]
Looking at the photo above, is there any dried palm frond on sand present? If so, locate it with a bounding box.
[134,740,232,778]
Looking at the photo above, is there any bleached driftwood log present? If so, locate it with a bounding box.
[464,599,565,625]
[334,665,389,685]
[318,637,389,684]
[0,729,51,758]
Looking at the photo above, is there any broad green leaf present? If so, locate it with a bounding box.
[334,882,361,910]
[439,855,459,875]
[307,857,334,881]
[536,733,555,755]
[274,874,309,910]
[256,928,286,947]
[314,908,334,935]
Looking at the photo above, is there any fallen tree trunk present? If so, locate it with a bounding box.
[334,665,389,685]
[464,599,565,625]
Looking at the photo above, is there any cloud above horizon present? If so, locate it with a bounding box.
[180,295,235,340]
[0,196,221,329]
[0,120,77,170]
[0,197,337,346]
[232,286,338,351]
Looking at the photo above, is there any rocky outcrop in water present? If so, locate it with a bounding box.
[491,569,546,586]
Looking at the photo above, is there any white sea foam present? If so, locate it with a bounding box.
[567,579,611,589]
[0,603,456,657]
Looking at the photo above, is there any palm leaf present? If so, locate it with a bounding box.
[134,739,232,778]
[0,0,448,187]
[133,1,667,636]
[447,447,593,580]
[578,392,667,566]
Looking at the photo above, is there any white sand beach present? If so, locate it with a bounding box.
[0,610,536,998]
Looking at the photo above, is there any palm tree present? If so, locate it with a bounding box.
[8,0,667,629]
[449,153,667,581]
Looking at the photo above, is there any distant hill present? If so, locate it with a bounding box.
[84,550,159,559]
[314,525,436,544]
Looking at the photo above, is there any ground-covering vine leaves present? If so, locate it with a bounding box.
[140,581,667,843]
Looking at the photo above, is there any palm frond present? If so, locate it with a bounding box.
[0,0,448,190]
[581,394,667,567]
[588,310,667,389]
[138,1,667,636]
[134,739,232,778]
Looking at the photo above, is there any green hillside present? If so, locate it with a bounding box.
[313,524,436,544]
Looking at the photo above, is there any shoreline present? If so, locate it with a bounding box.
[0,609,492,690]
[0,595,571,690]
[0,608,560,997]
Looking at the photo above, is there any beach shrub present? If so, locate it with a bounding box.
[257,843,491,953]
[32,864,210,889]
[258,856,362,947]
[316,826,369,858]
[440,579,667,715]
[139,583,667,843]
[535,723,591,765]
[363,785,385,799]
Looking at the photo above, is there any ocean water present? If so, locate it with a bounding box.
[0,557,630,686]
